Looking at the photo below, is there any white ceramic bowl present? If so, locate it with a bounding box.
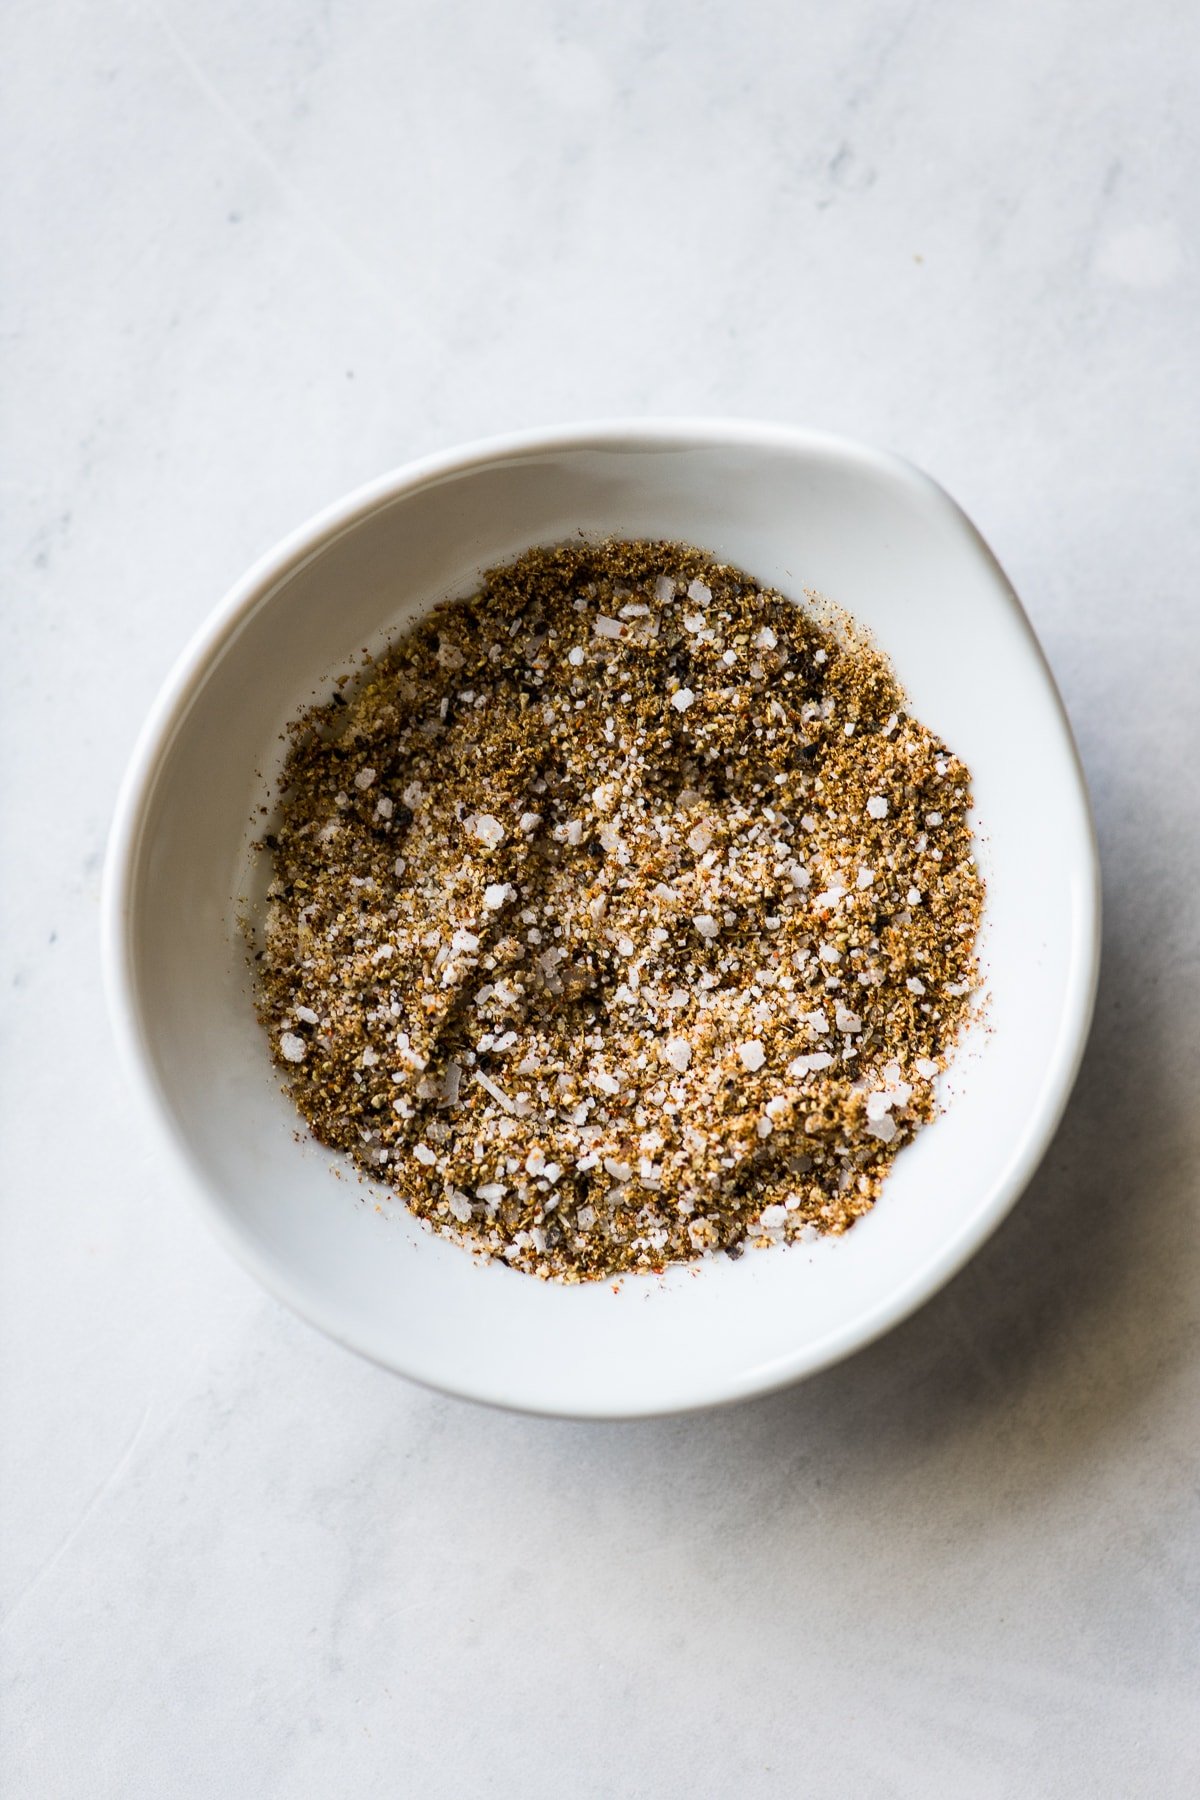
[103,421,1099,1418]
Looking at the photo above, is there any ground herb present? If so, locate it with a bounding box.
[254,541,984,1280]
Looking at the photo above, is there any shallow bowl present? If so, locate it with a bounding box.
[103,421,1100,1417]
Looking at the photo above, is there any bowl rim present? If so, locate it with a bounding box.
[101,417,1102,1417]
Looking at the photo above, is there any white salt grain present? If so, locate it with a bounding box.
[279,1032,307,1063]
[671,688,695,712]
[738,1040,766,1071]
[867,795,888,819]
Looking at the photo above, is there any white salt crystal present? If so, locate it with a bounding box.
[671,687,695,712]
[866,1114,898,1142]
[375,796,394,820]
[738,1040,766,1072]
[279,1032,307,1063]
[295,1005,319,1025]
[857,867,875,889]
[451,928,480,954]
[448,1191,473,1222]
[519,811,542,833]
[568,646,585,666]
[354,767,376,790]
[687,579,712,604]
[474,1070,514,1112]
[789,1051,835,1075]
[835,1004,862,1033]
[654,575,676,602]
[593,1070,620,1095]
[683,612,707,634]
[906,976,926,996]
[413,1143,437,1166]
[687,822,712,854]
[471,813,505,848]
[483,882,513,911]
[916,1057,938,1079]
[907,886,922,906]
[693,914,719,940]
[867,795,888,819]
[593,616,622,639]
[754,626,777,650]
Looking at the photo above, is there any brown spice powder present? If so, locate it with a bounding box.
[254,540,984,1280]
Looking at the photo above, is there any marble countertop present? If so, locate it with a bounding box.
[4,2,1198,1793]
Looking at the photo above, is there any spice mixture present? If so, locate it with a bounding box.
[255,541,983,1280]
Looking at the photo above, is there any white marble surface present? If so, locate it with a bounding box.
[4,1,1198,1792]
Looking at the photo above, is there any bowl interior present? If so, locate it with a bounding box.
[112,429,1097,1415]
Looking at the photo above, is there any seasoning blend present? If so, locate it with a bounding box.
[255,541,983,1280]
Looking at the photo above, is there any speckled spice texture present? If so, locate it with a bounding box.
[7,1,1200,1795]
[258,542,981,1277]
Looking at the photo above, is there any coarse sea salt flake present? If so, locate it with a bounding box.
[754,626,777,650]
[738,1040,766,1071]
[594,615,622,639]
[789,1051,834,1075]
[693,913,719,940]
[568,646,585,666]
[857,867,875,888]
[279,1032,307,1063]
[683,612,707,634]
[687,579,712,604]
[671,687,695,712]
[471,813,505,848]
[413,1143,437,1166]
[907,886,922,906]
[295,1005,319,1025]
[654,574,675,602]
[916,1057,938,1079]
[483,882,513,911]
[867,795,888,819]
[354,767,376,790]
[906,976,926,996]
